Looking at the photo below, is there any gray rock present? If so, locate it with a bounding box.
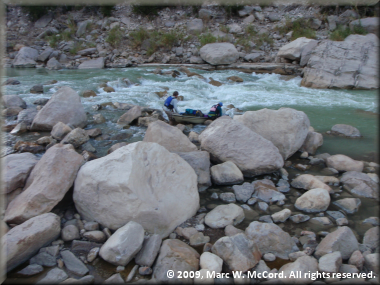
[61,128,90,148]
[17,109,38,127]
[364,253,379,273]
[299,131,323,155]
[51,122,72,141]
[84,221,99,231]
[258,215,273,223]
[12,47,39,68]
[205,203,245,229]
[199,118,283,177]
[341,171,379,200]
[190,232,210,246]
[39,245,60,257]
[86,247,99,263]
[99,221,144,266]
[34,14,52,28]
[152,239,200,283]
[2,95,26,109]
[60,250,89,276]
[30,252,56,267]
[36,48,53,62]
[331,124,361,137]
[2,213,61,272]
[219,192,236,203]
[363,227,379,251]
[78,48,97,56]
[245,221,299,259]
[17,264,44,276]
[31,86,87,131]
[30,84,44,94]
[318,251,342,273]
[349,17,379,34]
[232,182,254,203]
[295,188,331,213]
[211,161,244,185]
[290,214,310,223]
[175,151,212,191]
[212,233,261,271]
[46,58,63,70]
[315,226,359,259]
[252,180,286,203]
[200,43,239,65]
[278,37,317,61]
[76,20,91,37]
[104,273,124,284]
[278,256,318,284]
[36,267,68,284]
[271,209,291,223]
[268,13,281,21]
[83,231,106,243]
[78,57,104,69]
[2,152,38,194]
[71,240,103,255]
[135,234,162,267]
[257,202,269,212]
[187,18,203,34]
[301,34,378,89]
[333,198,361,214]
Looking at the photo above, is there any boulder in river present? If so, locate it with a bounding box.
[277,37,317,61]
[245,221,299,259]
[340,171,379,200]
[117,105,142,126]
[234,108,310,159]
[12,46,39,68]
[73,142,199,238]
[2,213,61,272]
[301,34,379,89]
[326,154,364,172]
[5,144,84,224]
[78,57,105,69]
[204,203,245,229]
[331,124,361,137]
[299,131,323,155]
[2,95,27,109]
[31,86,87,131]
[291,174,332,193]
[199,117,283,177]
[143,120,197,152]
[200,43,239,65]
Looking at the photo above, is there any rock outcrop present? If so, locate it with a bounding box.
[200,43,239,65]
[301,34,379,89]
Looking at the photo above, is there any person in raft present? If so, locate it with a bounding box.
[163,91,180,113]
[208,102,223,119]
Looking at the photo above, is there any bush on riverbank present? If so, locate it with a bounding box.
[106,26,124,47]
[329,23,368,41]
[276,17,317,40]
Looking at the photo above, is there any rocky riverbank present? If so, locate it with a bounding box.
[2,84,379,284]
[4,3,379,89]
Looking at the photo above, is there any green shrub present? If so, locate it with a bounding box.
[223,5,244,17]
[329,23,368,41]
[192,5,201,15]
[219,24,230,34]
[129,27,150,48]
[46,34,61,48]
[198,32,217,46]
[245,24,257,37]
[256,32,274,47]
[69,42,82,55]
[276,17,316,40]
[100,5,114,17]
[106,26,124,47]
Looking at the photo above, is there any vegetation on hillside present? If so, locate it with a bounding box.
[276,17,317,40]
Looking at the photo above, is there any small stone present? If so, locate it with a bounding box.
[87,247,100,263]
[84,221,99,231]
[116,266,125,272]
[219,192,236,203]
[61,225,80,242]
[169,233,176,239]
[210,192,218,200]
[336,218,349,226]
[300,151,308,158]
[30,252,57,267]
[258,215,273,223]
[17,264,43,276]
[139,266,153,275]
[263,253,276,262]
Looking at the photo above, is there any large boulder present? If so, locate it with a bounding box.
[117,106,142,126]
[277,37,317,61]
[363,226,379,251]
[17,109,38,127]
[234,108,310,159]
[200,43,239,65]
[78,57,105,69]
[349,17,379,34]
[2,95,27,109]
[204,203,245,229]
[314,226,359,259]
[143,120,197,152]
[152,239,200,283]
[30,86,87,131]
[73,142,199,238]
[199,118,283,177]
[46,57,63,70]
[326,154,364,172]
[212,233,261,272]
[2,152,38,194]
[245,221,299,259]
[340,171,379,200]
[301,34,379,89]
[175,151,212,191]
[12,47,39,68]
[4,144,84,224]
[331,124,361,137]
[2,213,61,272]
[294,188,331,213]
[299,40,319,67]
[99,221,145,266]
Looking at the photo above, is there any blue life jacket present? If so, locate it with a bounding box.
[164,96,174,110]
